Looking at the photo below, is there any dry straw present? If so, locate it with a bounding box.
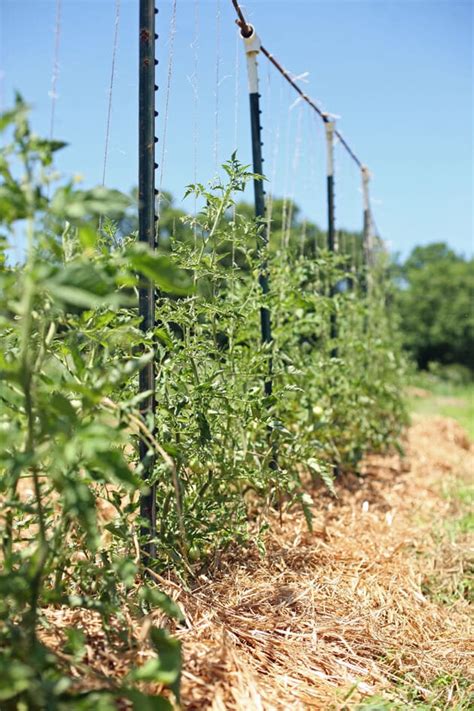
[40,417,473,709]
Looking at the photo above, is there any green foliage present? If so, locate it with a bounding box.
[0,97,406,706]
[143,155,406,567]
[394,243,474,372]
[0,95,182,709]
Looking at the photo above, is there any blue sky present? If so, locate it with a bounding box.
[1,0,472,257]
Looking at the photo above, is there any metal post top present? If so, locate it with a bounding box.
[240,24,261,54]
[361,165,371,182]
[324,119,336,137]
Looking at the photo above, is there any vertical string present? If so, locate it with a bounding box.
[300,219,307,257]
[49,0,62,141]
[192,0,200,189]
[262,63,272,238]
[306,110,319,255]
[230,19,241,413]
[191,0,200,247]
[101,0,121,187]
[284,101,304,250]
[280,85,293,251]
[0,1,4,115]
[232,15,240,232]
[233,14,240,153]
[157,0,178,220]
[352,231,357,278]
[211,0,222,351]
[266,77,283,246]
[46,0,62,202]
[214,0,221,170]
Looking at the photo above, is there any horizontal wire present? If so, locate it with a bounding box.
[230,0,250,34]
[334,129,362,168]
[260,46,327,123]
[230,0,364,170]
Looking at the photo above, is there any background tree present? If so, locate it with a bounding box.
[394,243,474,372]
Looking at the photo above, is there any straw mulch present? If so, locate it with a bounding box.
[42,417,474,708]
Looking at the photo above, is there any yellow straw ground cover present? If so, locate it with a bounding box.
[39,416,473,709]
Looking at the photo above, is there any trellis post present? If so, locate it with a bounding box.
[361,165,372,294]
[138,0,158,562]
[325,119,338,357]
[241,24,273,396]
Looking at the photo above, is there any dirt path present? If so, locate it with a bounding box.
[171,417,473,709]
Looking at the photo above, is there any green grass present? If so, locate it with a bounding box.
[354,672,474,710]
[408,377,474,440]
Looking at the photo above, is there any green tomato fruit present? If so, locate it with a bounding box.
[188,545,201,562]
[189,457,205,474]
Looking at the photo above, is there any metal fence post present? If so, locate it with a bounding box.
[361,165,372,295]
[138,0,158,562]
[325,119,338,357]
[241,24,273,395]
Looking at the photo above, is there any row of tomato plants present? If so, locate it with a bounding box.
[0,97,406,708]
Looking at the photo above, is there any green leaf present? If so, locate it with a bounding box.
[50,392,78,420]
[45,262,113,305]
[154,327,173,348]
[120,689,173,711]
[307,458,336,496]
[127,659,167,683]
[126,628,181,702]
[139,586,184,621]
[0,97,30,132]
[197,411,211,444]
[62,477,99,550]
[127,245,192,295]
[50,262,112,293]
[78,224,98,249]
[0,183,28,223]
[64,628,86,660]
[51,185,130,221]
[113,557,137,587]
[298,492,314,532]
[46,283,105,309]
[148,627,182,701]
[0,658,34,700]
[87,449,141,489]
[45,261,133,310]
[62,692,118,711]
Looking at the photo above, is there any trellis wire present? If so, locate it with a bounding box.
[157,0,177,218]
[214,0,222,169]
[191,0,200,246]
[49,0,62,142]
[284,101,304,251]
[101,0,121,187]
[45,0,62,200]
[230,0,375,269]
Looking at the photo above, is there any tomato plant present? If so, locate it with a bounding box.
[0,96,406,707]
